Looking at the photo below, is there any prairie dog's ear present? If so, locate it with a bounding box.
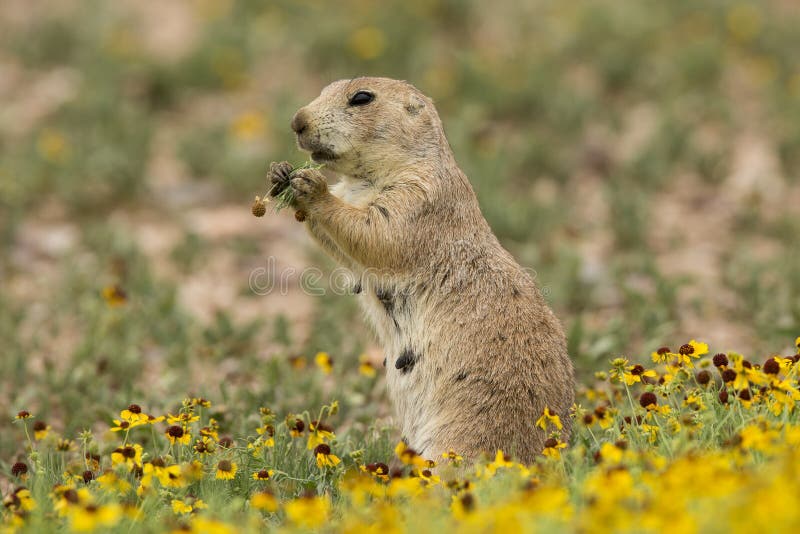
[405,95,426,116]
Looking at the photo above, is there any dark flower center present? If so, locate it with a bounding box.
[11,462,28,477]
[217,460,232,472]
[167,425,184,438]
[713,353,729,367]
[763,358,780,375]
[639,392,657,408]
[721,369,737,383]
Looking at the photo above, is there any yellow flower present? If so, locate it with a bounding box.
[110,418,145,432]
[192,397,212,408]
[287,417,305,438]
[52,486,90,516]
[442,450,463,465]
[33,420,51,440]
[621,364,658,386]
[187,517,237,534]
[171,498,207,515]
[101,285,127,307]
[314,444,342,469]
[251,491,278,512]
[171,499,193,515]
[37,128,70,163]
[683,392,707,411]
[307,420,335,450]
[726,3,762,43]
[482,450,516,477]
[536,407,563,431]
[315,352,333,374]
[143,461,186,489]
[284,495,330,528]
[394,441,428,468]
[15,410,33,420]
[542,437,567,459]
[57,439,77,452]
[450,493,476,520]
[252,469,274,481]
[193,436,216,455]
[651,347,672,364]
[67,503,121,532]
[288,355,307,369]
[160,464,186,488]
[4,488,35,512]
[795,336,800,350]
[360,462,390,482]
[96,472,132,495]
[111,444,142,467]
[215,460,237,480]
[183,460,205,482]
[165,425,191,445]
[167,412,200,425]
[738,424,773,453]
[256,424,275,440]
[348,26,386,60]
[120,404,149,424]
[358,354,377,377]
[597,442,625,464]
[687,340,709,357]
[230,111,266,141]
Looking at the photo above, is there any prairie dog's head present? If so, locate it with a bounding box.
[291,77,447,177]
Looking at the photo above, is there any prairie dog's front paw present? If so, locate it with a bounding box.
[290,169,328,207]
[268,161,293,197]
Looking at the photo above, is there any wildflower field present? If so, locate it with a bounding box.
[2,0,800,532]
[5,338,800,533]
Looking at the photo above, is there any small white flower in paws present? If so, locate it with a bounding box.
[290,169,328,207]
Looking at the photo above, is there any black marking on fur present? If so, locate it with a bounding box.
[352,281,362,294]
[454,370,469,382]
[383,358,387,368]
[373,204,390,219]
[395,349,417,374]
[416,438,432,452]
[512,286,521,297]
[375,288,394,315]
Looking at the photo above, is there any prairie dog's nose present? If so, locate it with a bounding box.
[291,110,308,134]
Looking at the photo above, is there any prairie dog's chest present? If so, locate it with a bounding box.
[330,178,379,207]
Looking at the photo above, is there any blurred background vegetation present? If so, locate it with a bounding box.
[1,0,799,460]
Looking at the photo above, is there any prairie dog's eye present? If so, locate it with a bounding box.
[348,90,375,106]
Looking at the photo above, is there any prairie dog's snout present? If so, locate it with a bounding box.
[290,110,308,135]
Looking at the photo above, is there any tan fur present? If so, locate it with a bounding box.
[272,77,574,464]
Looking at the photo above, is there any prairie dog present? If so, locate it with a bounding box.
[269,77,574,463]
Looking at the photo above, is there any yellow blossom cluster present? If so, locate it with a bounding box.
[4,338,800,533]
